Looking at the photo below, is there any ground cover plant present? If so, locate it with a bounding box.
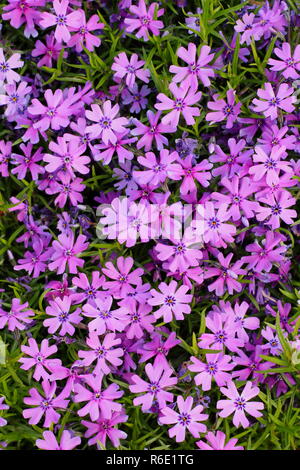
[0,0,299,451]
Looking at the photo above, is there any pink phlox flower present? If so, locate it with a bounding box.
[217,380,264,428]
[11,143,44,180]
[209,138,253,178]
[266,300,293,333]
[78,332,124,375]
[131,110,176,151]
[170,43,215,87]
[268,42,300,79]
[39,0,82,43]
[154,233,203,273]
[138,330,181,364]
[36,430,81,450]
[256,190,296,229]
[121,83,151,113]
[44,296,82,336]
[0,397,9,427]
[148,279,192,323]
[82,411,128,448]
[189,353,234,391]
[129,356,177,411]
[196,430,244,450]
[234,13,262,45]
[112,52,150,89]
[19,338,62,381]
[68,12,104,52]
[203,252,246,296]
[123,300,155,339]
[241,230,286,272]
[0,140,12,177]
[49,232,89,274]
[32,33,67,68]
[257,124,297,153]
[249,145,291,186]
[0,48,23,83]
[85,100,129,144]
[82,295,129,335]
[46,171,85,208]
[124,0,164,42]
[2,0,45,38]
[133,149,182,186]
[94,131,136,165]
[0,298,34,331]
[170,154,213,195]
[159,396,208,442]
[252,82,296,119]
[70,271,106,305]
[0,81,32,118]
[155,81,201,127]
[43,135,90,177]
[206,89,241,128]
[102,256,144,298]
[261,326,283,356]
[14,237,53,278]
[194,201,237,248]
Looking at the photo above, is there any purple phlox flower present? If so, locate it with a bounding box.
[257,0,287,40]
[46,171,85,208]
[133,149,182,186]
[185,8,202,34]
[268,42,300,79]
[117,280,151,309]
[189,353,234,391]
[43,135,90,177]
[11,143,44,180]
[0,397,9,427]
[124,0,164,42]
[257,124,297,153]
[129,356,177,411]
[82,411,128,448]
[249,145,291,186]
[102,256,144,298]
[155,81,201,127]
[49,232,89,274]
[0,48,23,83]
[113,161,139,195]
[241,230,286,272]
[0,298,34,331]
[234,13,261,45]
[232,345,273,383]
[238,117,265,143]
[44,296,82,336]
[48,362,87,397]
[217,380,264,428]
[94,131,136,165]
[39,0,82,43]
[256,190,296,229]
[252,82,296,119]
[2,0,45,38]
[129,182,168,205]
[131,110,176,151]
[32,33,67,68]
[70,271,105,305]
[23,379,69,428]
[64,117,95,153]
[148,279,192,323]
[16,214,48,248]
[82,295,129,335]
[138,330,181,364]
[170,43,215,87]
[19,338,62,381]
[121,83,151,113]
[78,332,124,375]
[8,197,28,221]
[197,430,244,450]
[206,89,241,129]
[36,430,81,450]
[198,308,244,353]
[170,154,213,195]
[209,138,253,178]
[212,176,259,221]
[0,140,12,177]
[14,237,53,278]
[68,12,104,52]
[112,52,150,89]
[167,266,205,290]
[261,326,283,356]
[266,300,293,332]
[85,100,129,144]
[203,252,246,296]
[0,81,31,118]
[73,373,123,421]
[159,396,208,442]
[122,300,154,339]
[194,201,236,248]
[154,233,203,273]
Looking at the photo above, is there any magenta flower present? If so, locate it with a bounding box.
[124,301,155,339]
[234,13,261,45]
[148,280,192,323]
[124,0,164,42]
[11,143,44,180]
[36,430,81,450]
[131,110,176,151]
[0,140,12,177]
[112,52,150,89]
[94,131,136,165]
[71,271,105,305]
[256,191,296,229]
[252,82,296,119]
[44,296,82,336]
[46,171,84,208]
[23,380,69,428]
[189,353,234,391]
[155,81,201,127]
[209,138,253,178]
[43,136,90,177]
[198,309,244,353]
[39,0,82,44]
[170,43,215,87]
[0,397,9,427]
[73,374,123,421]
[160,396,208,442]
[2,0,44,38]
[204,252,245,296]
[217,381,264,428]
[138,330,181,364]
[261,326,283,356]
[0,81,31,117]
[0,48,23,83]
[249,145,291,186]
[154,235,203,273]
[129,356,177,411]
[82,411,128,448]
[19,338,62,381]
[82,296,128,335]
[28,89,75,132]
[85,100,128,144]
[197,431,244,450]
[206,89,241,128]
[268,42,300,79]
[257,124,297,153]
[15,238,51,278]
[32,34,67,68]
[68,12,104,52]
[0,298,34,331]
[78,332,124,375]
[241,231,286,272]
[102,256,144,298]
[196,201,236,248]
[171,155,213,195]
[49,232,88,274]
[133,149,181,186]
